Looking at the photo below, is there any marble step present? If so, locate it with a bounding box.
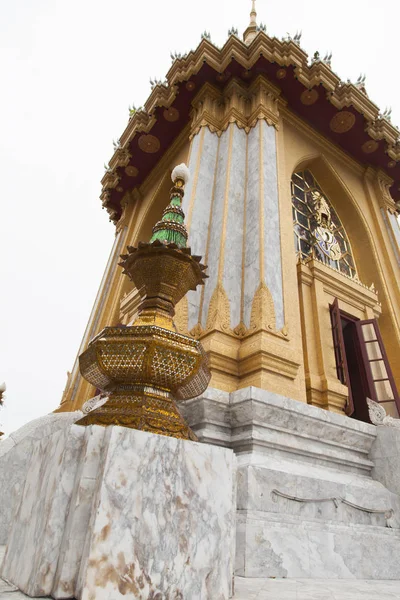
[182,387,378,476]
[238,462,400,528]
[236,510,400,579]
[233,576,400,599]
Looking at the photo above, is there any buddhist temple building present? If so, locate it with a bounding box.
[58,2,400,424]
[2,3,400,597]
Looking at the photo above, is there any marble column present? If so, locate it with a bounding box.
[182,121,284,333]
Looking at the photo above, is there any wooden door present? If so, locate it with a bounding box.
[330,299,354,415]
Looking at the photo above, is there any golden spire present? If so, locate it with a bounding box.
[75,164,210,441]
[250,0,257,26]
[244,0,258,45]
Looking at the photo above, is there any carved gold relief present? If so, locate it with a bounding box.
[174,296,189,334]
[249,282,276,332]
[329,111,356,133]
[189,77,282,139]
[205,284,232,333]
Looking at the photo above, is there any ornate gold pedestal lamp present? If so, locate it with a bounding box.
[76,165,210,440]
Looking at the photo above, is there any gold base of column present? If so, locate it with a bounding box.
[75,389,197,441]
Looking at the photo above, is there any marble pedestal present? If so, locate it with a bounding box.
[1,425,236,599]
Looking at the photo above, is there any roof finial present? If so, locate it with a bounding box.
[244,0,259,44]
[250,0,257,26]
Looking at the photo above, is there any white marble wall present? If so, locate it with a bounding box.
[52,426,107,599]
[0,412,83,545]
[1,425,85,597]
[183,121,284,332]
[370,425,400,496]
[1,423,236,599]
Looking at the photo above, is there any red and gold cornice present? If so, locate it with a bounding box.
[101,33,400,224]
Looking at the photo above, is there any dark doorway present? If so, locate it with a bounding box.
[341,317,370,423]
[330,299,400,423]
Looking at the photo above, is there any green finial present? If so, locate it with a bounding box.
[150,164,190,248]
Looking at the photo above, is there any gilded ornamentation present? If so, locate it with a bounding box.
[174,296,189,334]
[292,170,357,277]
[101,29,400,222]
[233,322,247,337]
[205,284,232,332]
[125,165,139,177]
[76,165,210,440]
[190,323,204,339]
[362,140,379,154]
[190,78,282,138]
[163,107,180,122]
[311,190,342,261]
[138,134,161,153]
[375,171,397,213]
[329,111,356,133]
[301,89,319,106]
[249,282,276,331]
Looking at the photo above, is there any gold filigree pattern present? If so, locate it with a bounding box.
[249,282,276,331]
[76,170,210,440]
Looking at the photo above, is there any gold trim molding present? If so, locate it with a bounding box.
[189,77,283,138]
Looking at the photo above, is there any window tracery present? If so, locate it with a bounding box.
[291,169,357,279]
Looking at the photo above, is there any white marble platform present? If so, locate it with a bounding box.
[182,386,400,580]
[1,426,236,600]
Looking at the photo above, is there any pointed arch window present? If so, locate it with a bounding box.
[291,169,357,279]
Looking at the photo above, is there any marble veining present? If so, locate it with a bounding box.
[201,127,230,326]
[244,122,261,327]
[186,128,219,330]
[262,122,284,329]
[222,125,247,328]
[0,412,83,545]
[78,427,236,600]
[52,426,107,599]
[1,425,85,597]
[181,129,201,216]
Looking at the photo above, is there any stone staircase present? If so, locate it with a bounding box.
[182,386,400,579]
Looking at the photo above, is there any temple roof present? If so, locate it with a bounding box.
[101,29,400,224]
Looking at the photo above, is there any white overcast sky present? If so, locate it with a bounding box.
[1,0,399,435]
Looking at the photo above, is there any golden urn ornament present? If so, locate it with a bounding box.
[76,164,210,440]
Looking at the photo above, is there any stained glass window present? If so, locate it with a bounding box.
[291,169,357,279]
